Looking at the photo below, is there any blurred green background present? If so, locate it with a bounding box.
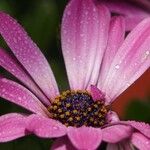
[0,0,149,149]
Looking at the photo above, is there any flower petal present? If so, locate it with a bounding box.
[0,76,49,116]
[98,16,125,90]
[61,0,110,89]
[100,0,150,30]
[101,18,150,102]
[0,113,28,142]
[131,132,150,150]
[0,12,59,100]
[0,47,50,105]
[51,136,76,150]
[126,121,150,138]
[87,4,110,87]
[27,114,67,138]
[90,85,105,102]
[67,126,102,150]
[102,124,132,143]
[106,111,120,123]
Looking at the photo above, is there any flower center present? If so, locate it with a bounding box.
[48,90,109,127]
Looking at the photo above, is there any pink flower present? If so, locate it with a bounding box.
[99,0,150,31]
[0,0,150,149]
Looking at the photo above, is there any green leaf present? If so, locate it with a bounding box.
[0,135,53,150]
[125,98,150,122]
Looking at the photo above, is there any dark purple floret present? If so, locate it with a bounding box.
[48,90,109,127]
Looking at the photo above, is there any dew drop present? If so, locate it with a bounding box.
[115,64,120,69]
[13,37,17,43]
[18,97,22,100]
[2,89,6,93]
[11,69,15,72]
[126,83,130,87]
[145,50,150,56]
[24,40,28,44]
[93,8,96,12]
[63,30,67,35]
[23,96,26,99]
[4,21,8,24]
[66,50,69,54]
[134,62,137,66]
[67,11,71,16]
[18,36,21,41]
[2,78,8,83]
[53,126,59,130]
[85,11,88,15]
[80,33,84,37]
[142,50,150,61]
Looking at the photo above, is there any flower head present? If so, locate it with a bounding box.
[0,0,150,149]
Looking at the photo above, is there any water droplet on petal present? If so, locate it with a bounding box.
[85,11,88,15]
[141,50,150,61]
[93,8,96,12]
[11,69,15,72]
[18,97,22,100]
[18,36,21,41]
[126,83,130,87]
[63,30,67,34]
[66,50,69,54]
[2,89,6,93]
[67,11,71,16]
[4,21,8,24]
[145,51,150,55]
[134,62,137,66]
[146,141,150,145]
[13,37,17,43]
[80,34,84,37]
[115,64,120,69]
[53,126,59,130]
[24,40,28,44]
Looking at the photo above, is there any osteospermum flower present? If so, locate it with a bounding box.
[0,0,150,149]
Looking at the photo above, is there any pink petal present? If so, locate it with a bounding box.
[131,132,150,150]
[67,126,102,150]
[27,114,67,138]
[102,124,132,143]
[0,47,50,105]
[126,121,150,138]
[0,76,49,116]
[0,12,59,100]
[90,85,105,102]
[0,113,28,142]
[101,18,150,102]
[125,17,146,31]
[100,0,150,30]
[87,4,110,87]
[61,0,110,90]
[98,16,125,91]
[51,136,76,150]
[106,111,120,123]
